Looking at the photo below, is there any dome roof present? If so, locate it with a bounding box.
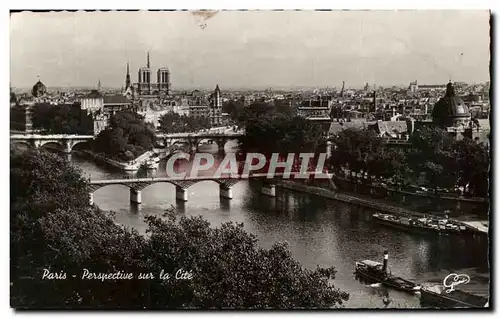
[32,80,47,98]
[432,82,470,126]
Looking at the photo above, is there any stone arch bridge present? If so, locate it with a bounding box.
[88,171,332,205]
[10,134,94,153]
[10,131,244,154]
[155,132,244,153]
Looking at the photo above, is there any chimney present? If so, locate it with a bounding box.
[382,250,388,273]
[424,104,428,115]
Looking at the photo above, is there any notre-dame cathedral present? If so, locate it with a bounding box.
[123,52,171,99]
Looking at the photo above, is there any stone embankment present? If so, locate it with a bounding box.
[276,180,488,235]
[80,150,154,171]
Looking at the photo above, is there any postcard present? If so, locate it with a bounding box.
[9,9,491,309]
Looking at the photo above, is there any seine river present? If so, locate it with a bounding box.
[66,142,489,309]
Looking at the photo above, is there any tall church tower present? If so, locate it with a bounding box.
[124,61,133,98]
[125,61,131,89]
[138,52,152,95]
[157,67,171,95]
[210,85,222,126]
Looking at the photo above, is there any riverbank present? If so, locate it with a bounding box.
[80,150,154,172]
[333,176,488,216]
[276,180,488,235]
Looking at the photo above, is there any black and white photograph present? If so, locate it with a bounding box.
[8,7,492,310]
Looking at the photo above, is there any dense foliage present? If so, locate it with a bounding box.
[158,112,211,133]
[93,111,156,161]
[11,149,349,309]
[329,126,490,197]
[239,103,325,154]
[222,99,245,121]
[31,103,94,134]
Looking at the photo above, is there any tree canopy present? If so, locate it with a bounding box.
[11,148,349,309]
[31,103,94,135]
[158,112,211,134]
[93,111,156,161]
[239,103,325,154]
[328,126,489,197]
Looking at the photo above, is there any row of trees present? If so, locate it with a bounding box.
[238,103,324,154]
[223,99,295,122]
[92,111,156,162]
[329,126,490,197]
[158,112,211,133]
[11,148,349,308]
[31,103,94,135]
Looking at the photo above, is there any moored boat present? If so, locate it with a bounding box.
[355,251,421,294]
[420,285,489,308]
[373,213,468,236]
[144,159,159,170]
[143,155,160,170]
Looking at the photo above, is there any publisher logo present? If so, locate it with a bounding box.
[443,273,470,293]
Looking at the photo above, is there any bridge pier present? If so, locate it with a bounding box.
[326,141,332,159]
[216,139,226,153]
[219,184,233,199]
[62,141,72,154]
[130,189,142,204]
[176,186,188,201]
[261,183,276,197]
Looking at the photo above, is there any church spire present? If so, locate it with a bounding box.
[125,61,131,89]
[147,52,150,68]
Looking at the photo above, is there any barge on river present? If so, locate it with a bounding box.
[355,251,421,294]
[372,213,469,236]
[420,285,489,308]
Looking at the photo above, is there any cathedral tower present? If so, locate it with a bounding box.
[138,52,152,95]
[125,61,131,89]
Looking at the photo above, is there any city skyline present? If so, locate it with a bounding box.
[10,10,491,89]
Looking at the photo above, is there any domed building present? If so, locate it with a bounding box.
[31,79,47,98]
[431,81,471,128]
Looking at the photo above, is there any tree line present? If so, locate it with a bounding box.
[158,112,211,134]
[92,111,156,162]
[329,126,489,197]
[235,102,489,197]
[10,148,349,308]
[30,103,94,135]
[238,102,324,154]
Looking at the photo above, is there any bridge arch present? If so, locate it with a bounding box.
[11,140,33,150]
[39,141,64,151]
[136,180,187,192]
[170,140,190,148]
[195,138,217,148]
[70,140,91,151]
[90,183,135,193]
[218,137,241,151]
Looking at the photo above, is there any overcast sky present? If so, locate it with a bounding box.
[10,10,490,89]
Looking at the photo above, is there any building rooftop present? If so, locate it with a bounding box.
[85,90,103,99]
[328,121,371,135]
[369,121,408,138]
[103,95,132,105]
